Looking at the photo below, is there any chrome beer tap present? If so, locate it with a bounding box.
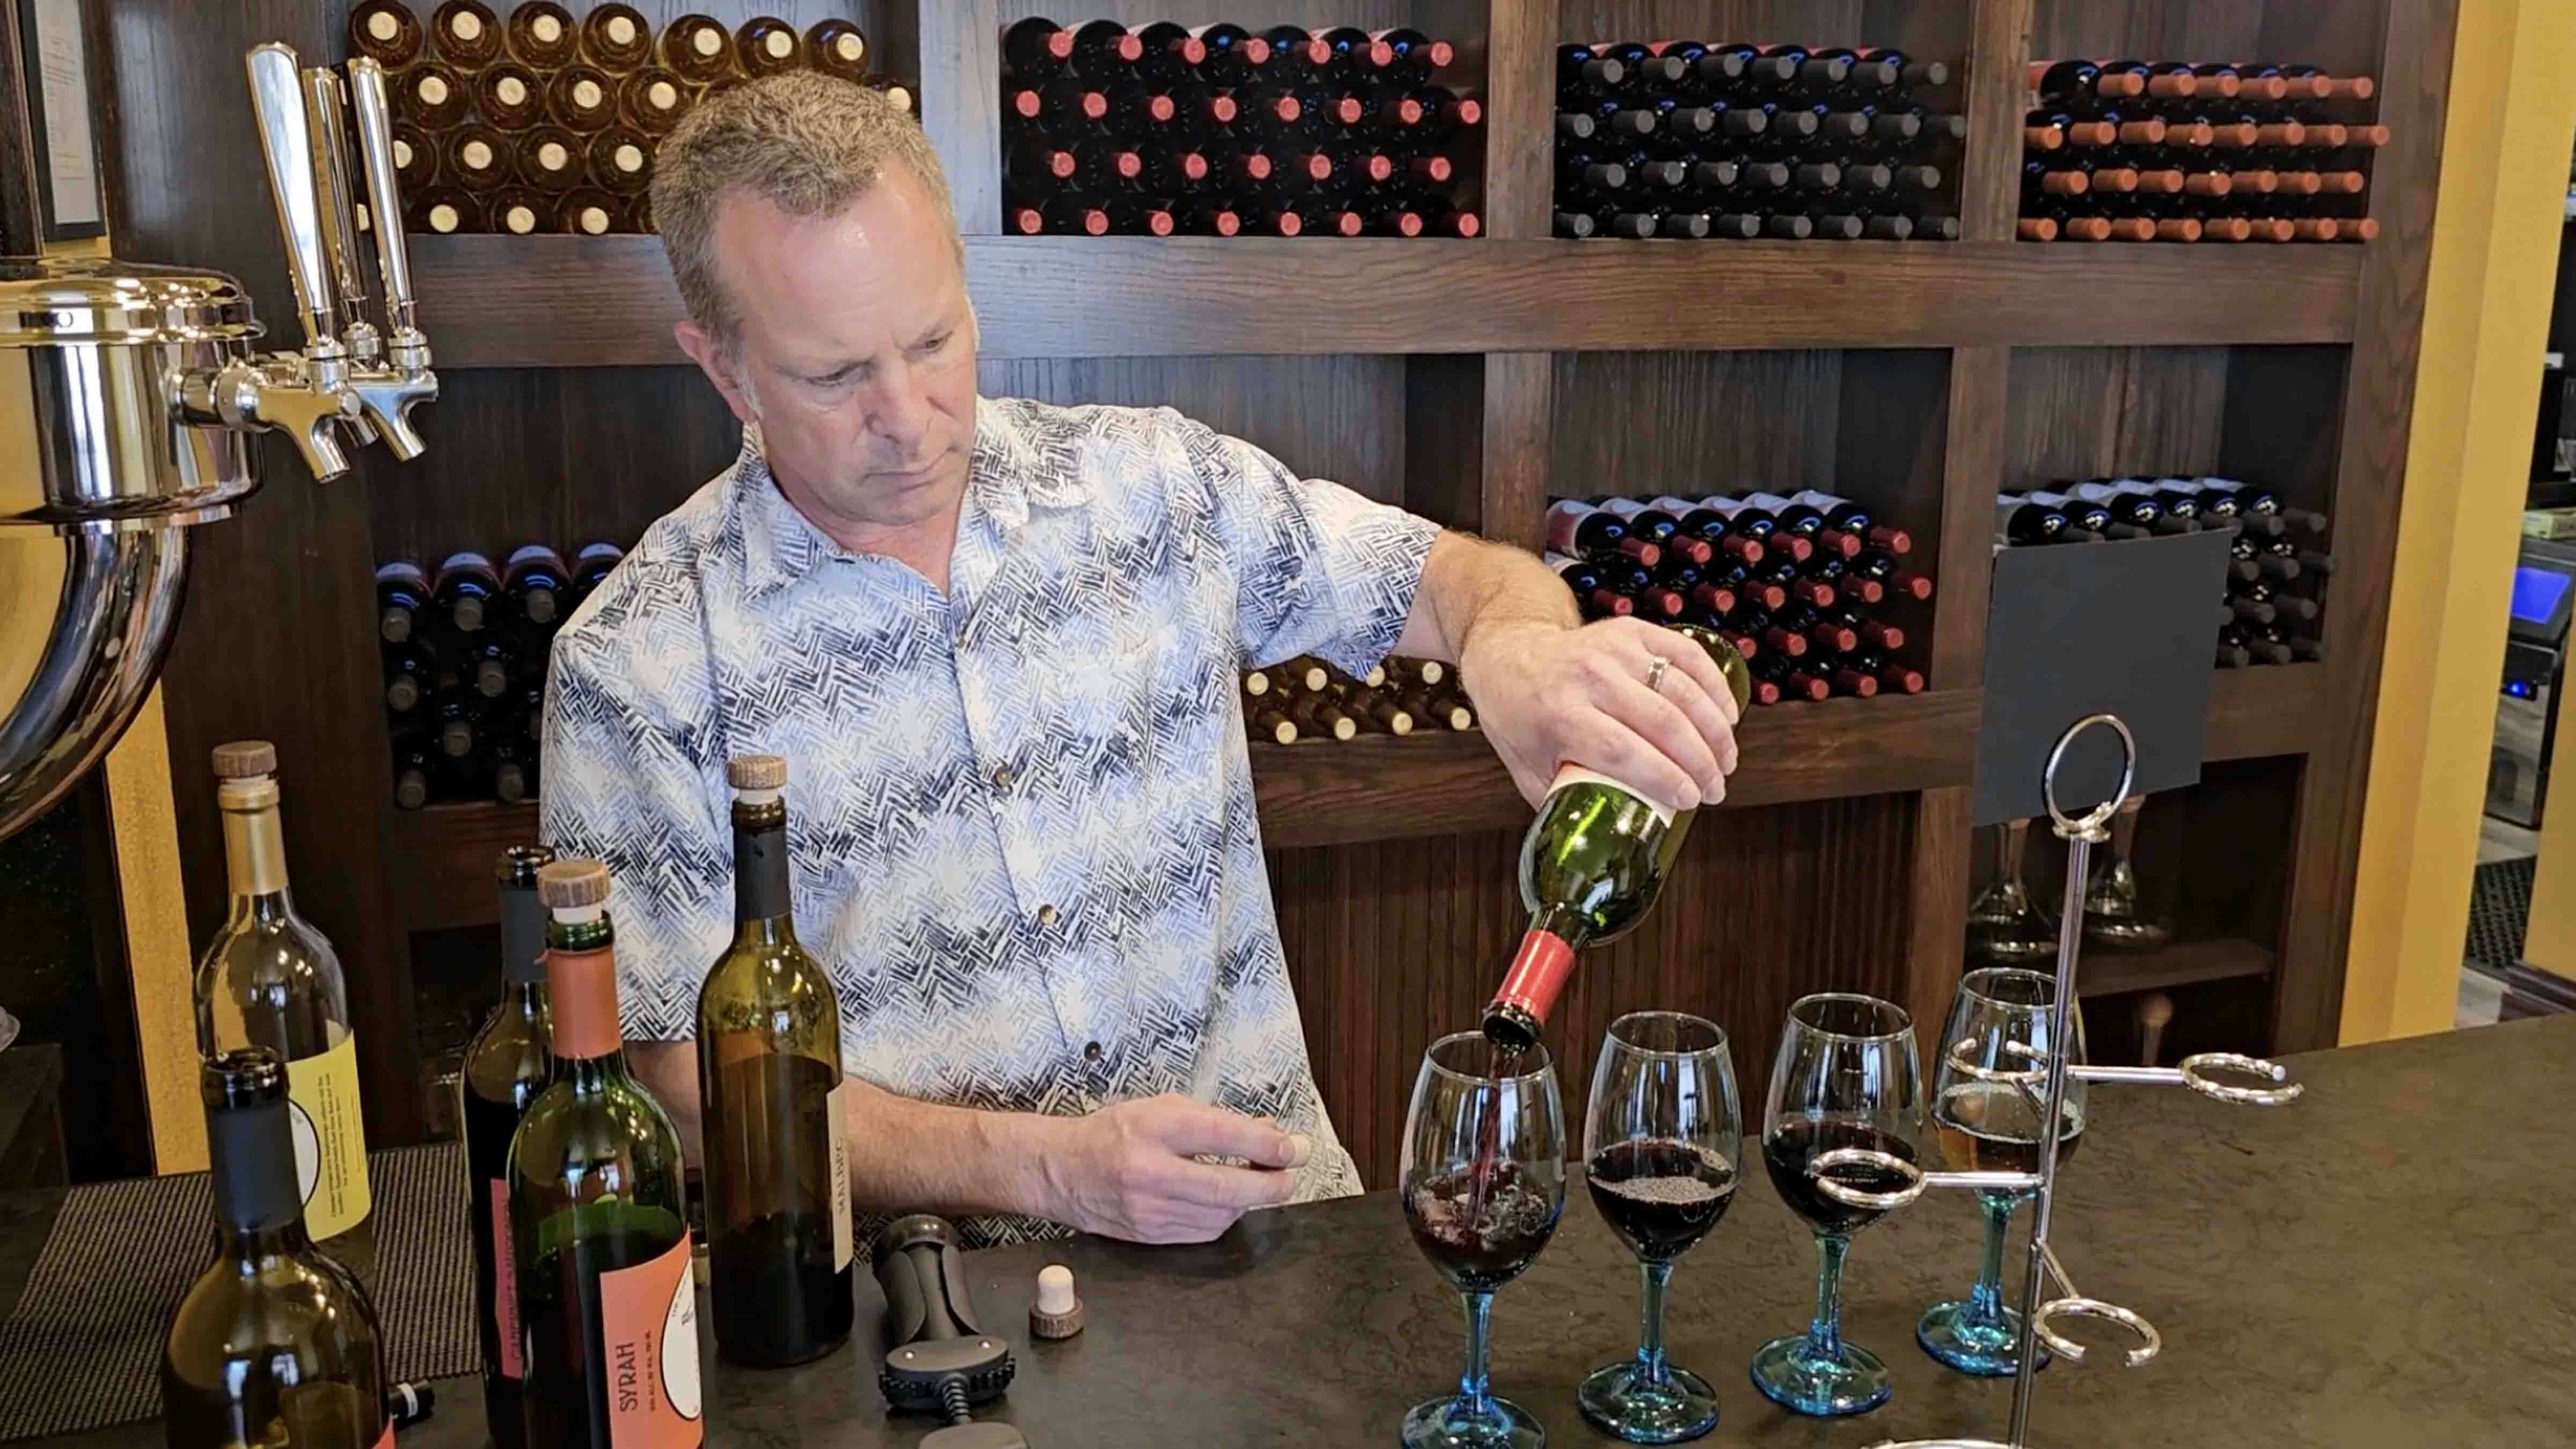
[339,56,438,459]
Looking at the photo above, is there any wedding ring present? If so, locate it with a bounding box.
[1643,654,1671,694]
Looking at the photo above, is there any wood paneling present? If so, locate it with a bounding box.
[1959,0,2036,243]
[980,355,1409,506]
[2205,662,2329,762]
[2077,936,2273,1000]
[2004,345,2238,489]
[1553,350,1844,489]
[2271,0,2458,1052]
[1930,347,2006,687]
[1277,793,1920,1189]
[408,236,2369,367]
[917,0,999,233]
[1481,0,1557,240]
[2029,0,2390,76]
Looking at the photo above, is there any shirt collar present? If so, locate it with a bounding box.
[734,400,1091,600]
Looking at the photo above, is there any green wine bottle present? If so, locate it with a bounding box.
[698,754,854,1366]
[462,844,554,1449]
[162,1048,392,1449]
[1484,626,1754,1050]
[509,859,702,1449]
[193,741,372,1243]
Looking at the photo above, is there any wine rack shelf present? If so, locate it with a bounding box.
[408,235,2365,368]
[2077,935,2275,1000]
[2205,662,2331,762]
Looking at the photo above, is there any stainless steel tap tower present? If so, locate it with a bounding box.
[0,45,434,840]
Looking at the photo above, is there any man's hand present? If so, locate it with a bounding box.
[1033,1094,1311,1244]
[1460,617,1744,810]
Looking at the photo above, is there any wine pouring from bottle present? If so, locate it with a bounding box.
[1484,626,1755,1050]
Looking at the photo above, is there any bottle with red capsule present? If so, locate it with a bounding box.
[1224,88,1306,147]
[1738,491,1844,554]
[1849,649,1924,695]
[1099,82,1185,147]
[1832,607,1905,652]
[1318,26,1394,82]
[1005,78,1109,135]
[1258,25,1333,82]
[1695,495,1795,558]
[1348,193,1425,237]
[1755,652,1832,702]
[1823,659,1882,698]
[1648,496,1767,563]
[1140,142,1211,196]
[1008,195,1110,237]
[999,18,1075,77]
[1063,19,1143,82]
[1545,553,1639,618]
[1132,22,1207,86]
[1417,207,1483,239]
[1005,137,1079,195]
[1102,195,1178,237]
[1730,605,1806,660]
[1545,499,1660,567]
[1598,499,1714,566]
[1758,555,1835,610]
[1240,202,1305,238]
[1293,84,1368,143]
[1803,554,1879,606]
[1854,549,1934,601]
[1777,602,1858,656]
[1600,561,1686,618]
[1655,563,1739,618]
[1373,28,1453,84]
[2029,59,2142,111]
[1413,87,1485,148]
[1789,490,1910,555]
[1190,24,1271,85]
[1069,135,1146,192]
[1177,199,1242,237]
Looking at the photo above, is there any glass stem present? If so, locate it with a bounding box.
[1967,1194,2020,1328]
[1635,1260,1674,1385]
[1807,1233,1850,1363]
[1459,1290,1495,1419]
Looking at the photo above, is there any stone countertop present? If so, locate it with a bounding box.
[18,1015,2576,1448]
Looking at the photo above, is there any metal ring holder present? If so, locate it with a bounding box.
[1835,714,2307,1449]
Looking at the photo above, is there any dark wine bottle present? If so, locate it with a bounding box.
[462,847,555,1449]
[1373,27,1453,84]
[1486,626,1753,1049]
[1191,24,1272,85]
[511,860,701,1449]
[163,1050,392,1449]
[1546,498,1660,566]
[1599,497,1714,565]
[698,757,854,1367]
[1133,21,1207,85]
[434,551,502,633]
[1545,552,1636,617]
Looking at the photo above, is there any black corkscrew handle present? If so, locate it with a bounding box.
[874,1214,1024,1447]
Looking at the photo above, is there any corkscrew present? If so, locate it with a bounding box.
[875,1214,1029,1449]
[1798,715,2306,1449]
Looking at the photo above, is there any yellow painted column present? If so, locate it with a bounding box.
[2343,0,2576,1042]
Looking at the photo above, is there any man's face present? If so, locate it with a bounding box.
[683,167,978,537]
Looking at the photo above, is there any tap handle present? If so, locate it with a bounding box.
[300,67,372,343]
[243,44,341,355]
[343,58,421,348]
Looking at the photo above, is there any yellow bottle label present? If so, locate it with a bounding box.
[288,1028,372,1239]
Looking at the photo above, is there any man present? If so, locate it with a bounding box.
[541,74,1740,1248]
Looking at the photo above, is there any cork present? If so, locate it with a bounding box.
[211,741,277,779]
[537,858,610,908]
[727,753,787,790]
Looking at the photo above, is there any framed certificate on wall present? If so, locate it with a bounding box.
[14,0,104,240]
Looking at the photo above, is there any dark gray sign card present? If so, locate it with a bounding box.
[1973,530,2231,826]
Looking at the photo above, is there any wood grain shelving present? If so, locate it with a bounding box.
[409,236,2366,369]
[2204,663,2332,762]
[2077,936,2276,999]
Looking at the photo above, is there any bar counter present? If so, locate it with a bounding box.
[14,1015,2576,1448]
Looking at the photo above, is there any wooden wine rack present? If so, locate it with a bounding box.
[101,0,2451,1184]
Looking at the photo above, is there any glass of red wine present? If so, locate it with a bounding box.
[1917,967,2088,1377]
[1578,1012,1739,1444]
[1749,993,1923,1417]
[1400,1031,1568,1449]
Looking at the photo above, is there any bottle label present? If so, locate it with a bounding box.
[490,1177,523,1378]
[1544,764,1675,828]
[288,1028,372,1240]
[597,1232,704,1448]
[827,1077,853,1272]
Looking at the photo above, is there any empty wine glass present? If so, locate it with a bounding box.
[1918,967,2088,1377]
[1750,993,1923,1417]
[1965,819,2058,966]
[1400,1031,1569,1449]
[1579,1012,1740,1444]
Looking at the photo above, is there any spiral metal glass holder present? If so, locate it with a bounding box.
[1798,716,2305,1449]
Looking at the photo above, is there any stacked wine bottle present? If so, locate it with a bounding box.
[1246,655,1474,744]
[375,541,626,807]
[1554,41,1962,241]
[2019,59,2384,242]
[1995,476,2330,666]
[1547,494,1934,704]
[355,0,911,236]
[1000,20,1482,237]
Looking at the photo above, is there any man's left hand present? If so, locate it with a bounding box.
[1459,618,1743,811]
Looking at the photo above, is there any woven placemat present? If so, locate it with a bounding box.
[0,1143,475,1441]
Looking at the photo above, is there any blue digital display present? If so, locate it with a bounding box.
[2512,566,2574,625]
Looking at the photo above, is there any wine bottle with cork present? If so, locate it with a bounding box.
[462,846,555,1449]
[505,1,579,70]
[698,756,855,1367]
[1484,627,1753,1051]
[511,860,702,1449]
[161,1050,392,1449]
[579,3,653,74]
[348,0,422,68]
[430,0,503,71]
[192,742,373,1243]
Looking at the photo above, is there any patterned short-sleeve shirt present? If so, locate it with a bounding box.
[539,396,1440,1245]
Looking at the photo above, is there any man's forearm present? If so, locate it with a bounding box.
[1397,531,1579,665]
[628,1038,1063,1221]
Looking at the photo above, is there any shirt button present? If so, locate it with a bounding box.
[1036,904,1059,927]
[1083,1041,1103,1063]
[991,763,1014,790]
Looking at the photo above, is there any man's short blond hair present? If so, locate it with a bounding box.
[650,71,958,356]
